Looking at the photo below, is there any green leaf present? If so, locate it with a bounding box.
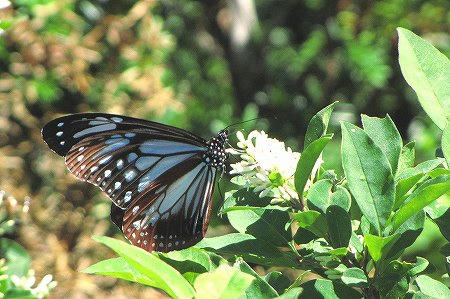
[326,206,352,248]
[398,141,415,173]
[294,210,328,238]
[341,121,395,234]
[397,28,450,130]
[233,258,279,298]
[275,288,303,299]
[224,206,292,247]
[364,234,400,263]
[3,289,36,299]
[349,232,364,253]
[433,208,450,241]
[304,101,337,149]
[341,268,368,288]
[295,135,333,198]
[443,123,450,167]
[395,159,444,209]
[158,248,212,283]
[307,180,351,213]
[293,227,317,245]
[408,257,429,277]
[415,275,450,298]
[81,257,156,286]
[362,114,402,175]
[196,233,297,268]
[221,189,272,212]
[391,175,450,231]
[0,238,31,276]
[385,211,425,259]
[92,236,195,299]
[375,260,414,298]
[300,279,362,299]
[263,272,291,295]
[194,264,254,299]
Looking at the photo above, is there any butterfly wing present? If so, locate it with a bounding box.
[42,113,218,252]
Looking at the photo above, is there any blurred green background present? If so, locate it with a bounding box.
[0,0,448,297]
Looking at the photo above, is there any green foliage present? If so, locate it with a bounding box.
[0,192,56,298]
[81,28,449,298]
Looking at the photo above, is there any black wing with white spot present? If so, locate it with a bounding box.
[42,113,228,252]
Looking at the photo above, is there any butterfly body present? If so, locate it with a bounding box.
[42,113,228,252]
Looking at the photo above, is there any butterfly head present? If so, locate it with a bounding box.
[217,129,229,144]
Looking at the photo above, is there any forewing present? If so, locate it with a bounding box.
[42,113,206,156]
[120,158,217,252]
[42,113,207,209]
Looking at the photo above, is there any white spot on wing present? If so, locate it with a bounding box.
[57,122,64,127]
[111,117,123,122]
[124,191,132,203]
[124,170,137,182]
[104,170,112,177]
[114,181,121,189]
[56,131,63,137]
[99,155,112,165]
[133,206,139,215]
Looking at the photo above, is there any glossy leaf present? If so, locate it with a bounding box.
[294,210,328,238]
[385,211,425,259]
[300,279,362,299]
[362,114,402,175]
[397,28,450,130]
[276,288,303,299]
[81,257,156,286]
[341,268,368,288]
[92,236,195,299]
[224,206,291,247]
[307,180,351,213]
[194,264,254,299]
[443,123,450,166]
[394,158,444,209]
[196,233,298,268]
[159,248,212,283]
[295,135,333,198]
[326,206,352,248]
[415,275,450,298]
[375,260,411,298]
[341,121,394,234]
[398,141,415,173]
[364,234,400,263]
[433,208,450,241]
[263,272,291,295]
[304,101,337,149]
[392,175,450,231]
[408,257,429,277]
[233,258,279,298]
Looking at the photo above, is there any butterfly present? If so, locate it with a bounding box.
[42,113,228,253]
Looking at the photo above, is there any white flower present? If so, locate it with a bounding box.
[10,270,57,298]
[228,130,321,202]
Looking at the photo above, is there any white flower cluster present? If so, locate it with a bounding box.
[228,130,321,202]
[8,270,57,298]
